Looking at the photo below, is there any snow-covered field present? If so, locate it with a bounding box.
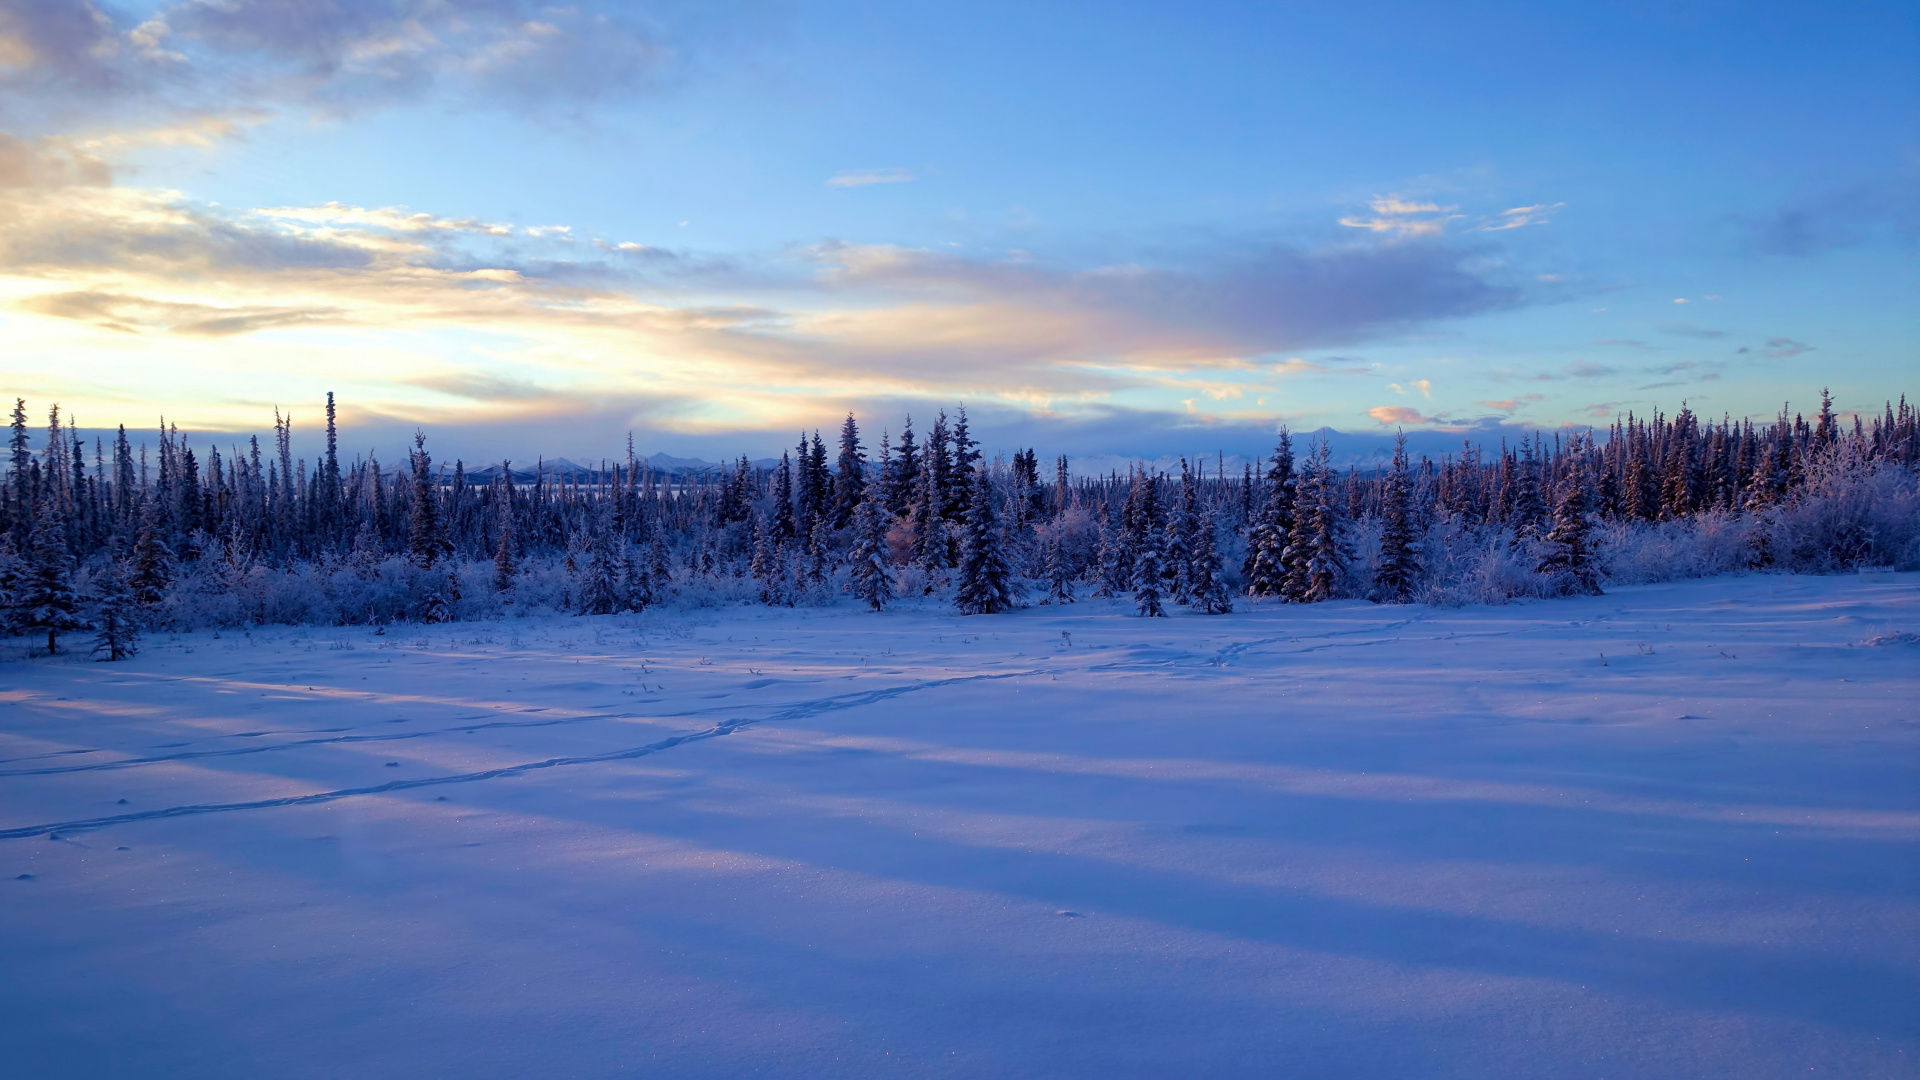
[2,574,1916,1079]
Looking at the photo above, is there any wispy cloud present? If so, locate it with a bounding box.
[1474,202,1564,231]
[1657,321,1727,339]
[827,167,915,188]
[1367,404,1437,426]
[1338,196,1461,238]
[1738,336,1814,359]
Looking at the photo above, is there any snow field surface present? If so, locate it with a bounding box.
[2,573,1917,1078]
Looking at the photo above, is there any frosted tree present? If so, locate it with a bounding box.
[90,561,140,661]
[574,521,621,616]
[1535,480,1602,595]
[1189,511,1232,615]
[1132,530,1167,617]
[805,516,833,590]
[620,540,653,612]
[954,467,1013,615]
[1373,432,1419,603]
[832,412,866,529]
[848,492,893,612]
[1130,471,1167,617]
[129,495,174,613]
[492,512,516,596]
[22,498,84,653]
[1296,440,1349,603]
[408,432,448,569]
[1243,430,1294,596]
[1043,529,1075,604]
[0,536,21,634]
[751,513,788,606]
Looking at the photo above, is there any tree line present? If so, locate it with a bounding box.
[3,390,1916,658]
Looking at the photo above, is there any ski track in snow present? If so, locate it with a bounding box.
[0,671,1040,838]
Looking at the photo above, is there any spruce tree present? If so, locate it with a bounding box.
[1132,529,1167,617]
[622,541,653,612]
[849,493,893,612]
[89,561,139,661]
[1190,511,1232,614]
[129,495,174,614]
[408,432,448,569]
[492,495,516,595]
[1243,431,1294,596]
[887,419,919,516]
[954,467,1013,615]
[1373,432,1419,603]
[1044,529,1075,604]
[805,516,833,589]
[750,513,786,605]
[1297,440,1349,603]
[0,536,21,635]
[832,413,866,529]
[575,521,620,615]
[22,498,83,653]
[771,452,797,547]
[1536,480,1602,595]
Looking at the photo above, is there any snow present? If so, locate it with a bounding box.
[2,574,1917,1078]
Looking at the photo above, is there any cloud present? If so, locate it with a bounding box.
[21,289,341,335]
[1367,404,1435,426]
[1338,196,1461,238]
[1474,202,1564,231]
[0,1,690,125]
[827,168,915,188]
[1474,394,1542,412]
[802,237,1518,369]
[255,201,513,236]
[1565,362,1616,378]
[0,131,110,187]
[1742,183,1919,257]
[1657,321,1727,339]
[1737,337,1814,359]
[0,170,1534,442]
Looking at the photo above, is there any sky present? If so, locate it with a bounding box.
[0,0,1914,464]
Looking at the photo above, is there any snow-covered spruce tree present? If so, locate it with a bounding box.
[1243,430,1294,597]
[1280,454,1315,602]
[1301,440,1350,603]
[1190,510,1232,614]
[1132,529,1167,617]
[492,473,517,595]
[832,412,866,530]
[1165,460,1195,604]
[1044,529,1075,604]
[90,561,140,661]
[1130,472,1167,617]
[954,467,1014,615]
[23,497,84,653]
[849,492,893,612]
[575,521,621,616]
[0,536,21,635]
[1373,432,1419,603]
[647,523,674,598]
[750,512,781,605]
[621,539,653,612]
[805,516,833,591]
[128,494,174,615]
[1535,478,1602,595]
[407,432,449,569]
[1091,506,1120,599]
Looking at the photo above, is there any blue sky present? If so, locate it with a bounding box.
[0,0,1913,462]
